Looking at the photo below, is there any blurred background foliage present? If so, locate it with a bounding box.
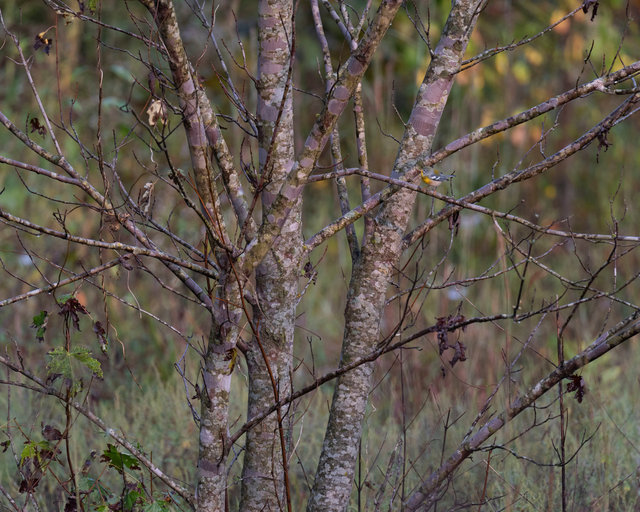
[2,0,640,509]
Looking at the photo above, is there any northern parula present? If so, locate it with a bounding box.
[420,168,455,187]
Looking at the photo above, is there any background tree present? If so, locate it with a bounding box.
[2,0,640,510]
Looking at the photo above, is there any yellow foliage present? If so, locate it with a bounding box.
[495,51,508,75]
[613,54,633,72]
[480,110,495,129]
[415,66,428,86]
[512,60,530,84]
[550,9,570,35]
[524,47,543,66]
[479,110,504,145]
[544,184,557,199]
[568,34,587,61]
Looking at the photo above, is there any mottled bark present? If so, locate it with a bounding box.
[239,1,299,511]
[240,0,405,273]
[3,1,640,512]
[138,2,242,510]
[307,2,484,510]
[197,269,242,511]
[238,1,403,508]
[306,257,392,512]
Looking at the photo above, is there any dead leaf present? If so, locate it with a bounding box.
[147,99,168,126]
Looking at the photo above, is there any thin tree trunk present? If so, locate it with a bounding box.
[307,2,484,510]
[138,1,243,509]
[240,1,299,510]
[197,273,242,511]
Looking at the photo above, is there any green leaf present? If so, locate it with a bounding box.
[31,310,48,342]
[78,475,95,491]
[143,499,170,512]
[100,444,141,472]
[20,441,49,465]
[71,349,102,377]
[46,346,103,395]
[123,486,144,510]
[55,293,75,305]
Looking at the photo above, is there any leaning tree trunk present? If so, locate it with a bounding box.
[307,2,484,510]
[139,1,247,509]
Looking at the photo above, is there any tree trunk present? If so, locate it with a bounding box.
[197,270,242,511]
[307,2,484,510]
[240,1,299,510]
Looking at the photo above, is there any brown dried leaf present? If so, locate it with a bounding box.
[58,297,88,331]
[93,321,108,353]
[566,374,587,403]
[147,99,168,126]
[29,117,47,137]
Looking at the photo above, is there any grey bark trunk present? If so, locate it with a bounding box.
[197,273,242,511]
[307,2,484,510]
[239,1,300,510]
[136,2,246,509]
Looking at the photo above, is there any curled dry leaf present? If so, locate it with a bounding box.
[93,321,108,353]
[58,296,88,331]
[566,374,587,403]
[436,314,467,373]
[29,117,47,137]
[138,181,156,218]
[147,99,168,126]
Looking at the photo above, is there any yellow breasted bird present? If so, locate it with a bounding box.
[421,168,455,187]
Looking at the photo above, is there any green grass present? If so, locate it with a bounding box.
[2,298,640,511]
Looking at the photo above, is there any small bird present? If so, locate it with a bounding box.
[421,168,455,187]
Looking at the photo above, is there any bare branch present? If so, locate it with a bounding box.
[404,311,640,510]
[0,209,218,281]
